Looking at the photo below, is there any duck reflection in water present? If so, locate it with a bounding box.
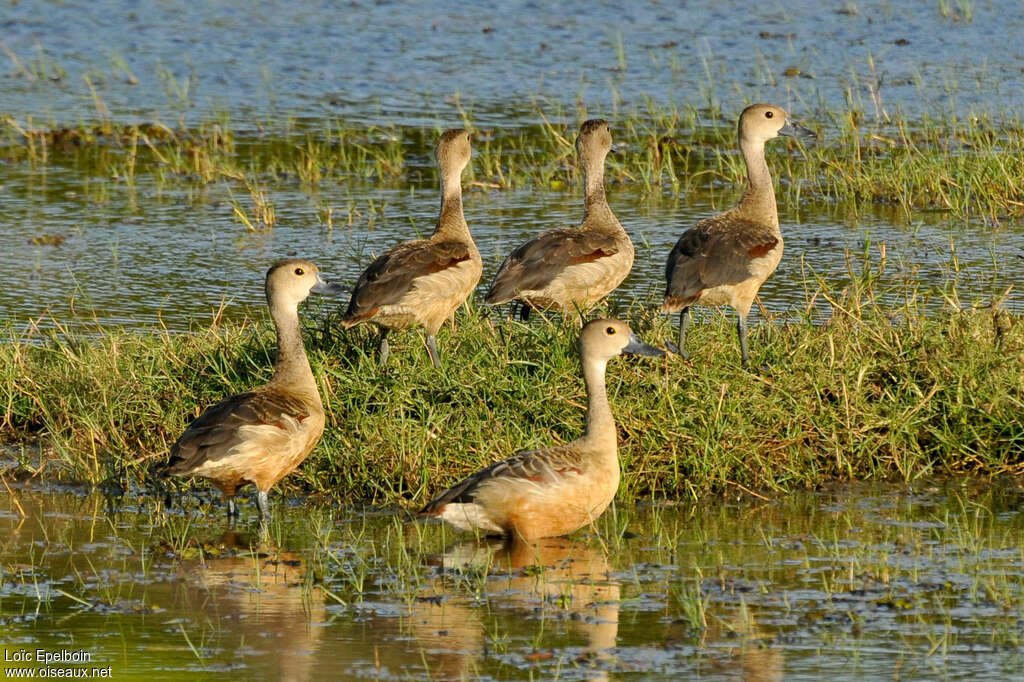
[172,530,324,681]
[406,537,619,680]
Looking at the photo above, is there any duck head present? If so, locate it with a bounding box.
[580,318,665,362]
[739,103,816,145]
[576,118,613,167]
[265,258,346,307]
[436,128,472,178]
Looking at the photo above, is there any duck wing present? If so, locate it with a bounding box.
[418,443,585,515]
[665,215,779,303]
[163,390,313,475]
[485,229,622,304]
[344,239,472,320]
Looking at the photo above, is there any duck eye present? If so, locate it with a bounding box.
[294,267,304,276]
[765,111,774,119]
[606,326,616,335]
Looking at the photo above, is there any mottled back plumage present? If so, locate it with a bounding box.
[663,212,780,307]
[343,239,472,320]
[418,443,587,515]
[485,228,622,304]
[165,390,312,476]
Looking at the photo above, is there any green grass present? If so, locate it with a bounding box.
[1,257,1021,506]
[6,100,1024,222]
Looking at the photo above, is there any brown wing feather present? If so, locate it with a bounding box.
[664,214,779,304]
[484,229,621,304]
[344,239,472,320]
[163,390,311,475]
[418,443,585,516]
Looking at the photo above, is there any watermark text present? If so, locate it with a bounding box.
[3,649,110,678]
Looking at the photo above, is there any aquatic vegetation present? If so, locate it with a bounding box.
[6,100,1024,222]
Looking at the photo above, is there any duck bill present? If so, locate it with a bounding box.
[623,333,665,357]
[779,118,816,140]
[310,275,349,296]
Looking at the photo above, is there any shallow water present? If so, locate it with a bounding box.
[1,480,1021,680]
[4,171,1022,332]
[3,1,1024,331]
[4,0,1024,126]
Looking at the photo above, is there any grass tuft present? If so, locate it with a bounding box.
[6,103,1024,221]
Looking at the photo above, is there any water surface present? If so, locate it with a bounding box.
[5,1,1024,126]
[4,171,1021,331]
[1,480,1021,679]
[2,1,1024,330]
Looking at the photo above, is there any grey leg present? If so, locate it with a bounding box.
[378,328,390,365]
[737,313,750,368]
[426,335,441,368]
[227,498,238,519]
[256,490,270,519]
[677,307,690,358]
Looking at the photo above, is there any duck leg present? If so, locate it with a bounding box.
[378,328,391,365]
[426,335,442,368]
[736,312,750,367]
[677,307,690,358]
[256,490,271,518]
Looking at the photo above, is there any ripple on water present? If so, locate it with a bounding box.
[3,4,1024,329]
[2,479,1024,680]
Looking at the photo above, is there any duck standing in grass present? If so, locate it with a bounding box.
[417,319,663,540]
[484,120,633,322]
[341,129,481,367]
[663,103,815,366]
[162,259,344,520]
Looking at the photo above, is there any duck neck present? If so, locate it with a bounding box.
[268,298,319,403]
[434,169,472,243]
[582,154,614,223]
[738,136,779,227]
[582,355,617,447]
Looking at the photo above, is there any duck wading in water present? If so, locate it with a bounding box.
[417,319,663,540]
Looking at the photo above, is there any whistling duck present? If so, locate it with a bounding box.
[163,259,344,519]
[663,103,815,366]
[342,129,481,367]
[418,319,662,540]
[485,120,633,322]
